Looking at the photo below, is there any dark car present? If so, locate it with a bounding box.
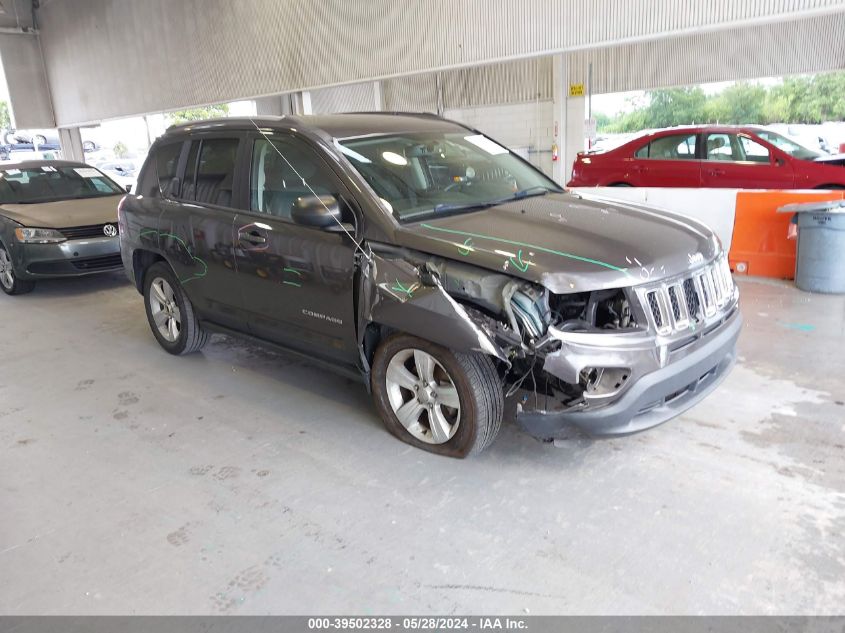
[119,114,740,457]
[0,160,125,295]
[568,125,845,189]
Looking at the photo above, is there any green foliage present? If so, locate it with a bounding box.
[598,72,845,132]
[0,101,10,131]
[166,104,230,125]
[113,141,129,158]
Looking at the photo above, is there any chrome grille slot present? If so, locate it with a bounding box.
[643,257,734,335]
[646,290,666,332]
[683,278,701,322]
[668,283,689,329]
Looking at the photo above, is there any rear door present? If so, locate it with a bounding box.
[162,133,246,329]
[628,132,701,187]
[233,132,360,366]
[700,132,794,189]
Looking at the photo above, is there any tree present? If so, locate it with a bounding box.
[644,87,708,127]
[703,82,766,124]
[596,71,845,133]
[166,104,229,125]
[0,101,11,131]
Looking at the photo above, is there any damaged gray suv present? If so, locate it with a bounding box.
[119,113,740,457]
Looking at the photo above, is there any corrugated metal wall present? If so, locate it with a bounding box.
[567,12,845,93]
[310,83,379,114]
[35,0,845,126]
[0,34,54,128]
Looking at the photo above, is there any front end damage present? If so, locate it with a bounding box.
[363,244,741,440]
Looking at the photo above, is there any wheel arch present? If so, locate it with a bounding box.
[131,249,166,293]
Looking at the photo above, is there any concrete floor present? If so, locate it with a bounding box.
[1,273,843,615]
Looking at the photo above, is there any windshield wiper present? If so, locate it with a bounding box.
[510,185,560,199]
[432,200,503,214]
[431,186,561,215]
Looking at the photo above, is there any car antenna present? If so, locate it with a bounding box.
[249,119,372,263]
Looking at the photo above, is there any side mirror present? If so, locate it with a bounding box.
[291,195,342,229]
[125,184,133,193]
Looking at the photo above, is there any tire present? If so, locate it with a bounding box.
[82,141,95,152]
[815,184,845,190]
[0,241,35,296]
[371,333,503,457]
[609,182,633,187]
[143,262,208,355]
[34,135,47,146]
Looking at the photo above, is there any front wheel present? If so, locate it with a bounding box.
[0,242,35,295]
[371,334,503,457]
[143,262,208,355]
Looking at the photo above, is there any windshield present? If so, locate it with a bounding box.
[337,131,562,222]
[0,165,124,204]
[753,130,823,160]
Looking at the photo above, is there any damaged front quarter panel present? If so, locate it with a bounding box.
[363,244,510,363]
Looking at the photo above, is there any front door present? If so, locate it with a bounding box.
[233,134,360,366]
[700,132,794,189]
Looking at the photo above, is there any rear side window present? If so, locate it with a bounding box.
[181,141,200,199]
[635,134,697,159]
[181,138,239,207]
[155,142,182,192]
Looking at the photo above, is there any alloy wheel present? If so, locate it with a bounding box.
[384,348,461,444]
[0,246,14,290]
[149,277,182,343]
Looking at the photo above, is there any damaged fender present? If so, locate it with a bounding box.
[363,250,508,362]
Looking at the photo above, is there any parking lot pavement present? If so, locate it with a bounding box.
[1,274,843,614]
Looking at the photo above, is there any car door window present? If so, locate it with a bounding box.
[249,137,333,221]
[180,138,239,207]
[634,134,697,159]
[705,134,739,161]
[180,140,200,199]
[154,142,183,195]
[738,136,771,163]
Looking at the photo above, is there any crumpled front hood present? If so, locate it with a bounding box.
[0,194,121,229]
[393,192,720,293]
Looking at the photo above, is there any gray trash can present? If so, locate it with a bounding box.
[779,200,845,294]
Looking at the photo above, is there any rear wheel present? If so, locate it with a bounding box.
[0,242,35,296]
[143,262,208,355]
[371,333,503,457]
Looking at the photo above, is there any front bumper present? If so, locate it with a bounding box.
[517,306,741,439]
[15,236,122,279]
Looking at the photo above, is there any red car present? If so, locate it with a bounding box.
[567,125,845,190]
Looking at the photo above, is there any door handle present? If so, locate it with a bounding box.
[238,230,266,245]
[708,168,725,176]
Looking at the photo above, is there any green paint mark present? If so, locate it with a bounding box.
[457,238,474,256]
[283,281,302,287]
[510,249,529,272]
[420,223,630,275]
[779,321,816,332]
[139,228,208,284]
[390,279,416,297]
[284,267,303,276]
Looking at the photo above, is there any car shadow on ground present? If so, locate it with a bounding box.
[191,331,597,459]
[12,271,131,299]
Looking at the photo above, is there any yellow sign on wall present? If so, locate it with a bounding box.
[569,83,585,97]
